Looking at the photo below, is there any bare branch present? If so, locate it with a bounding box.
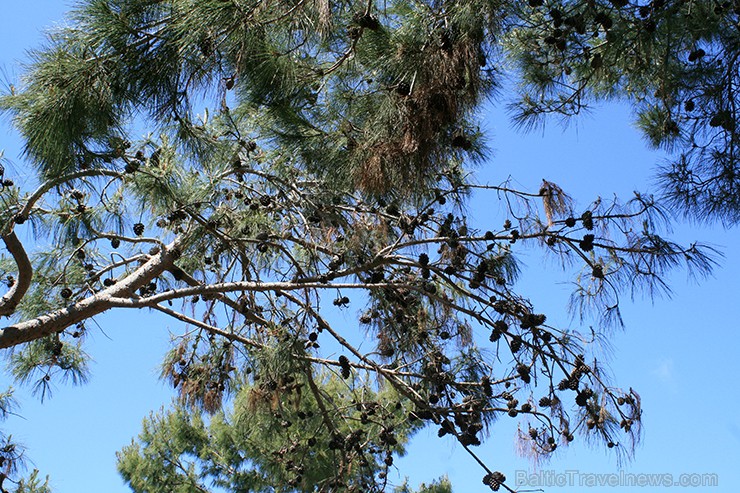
[0,232,32,318]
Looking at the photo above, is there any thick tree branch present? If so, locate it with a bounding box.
[0,169,122,319]
[0,232,32,318]
[0,240,180,349]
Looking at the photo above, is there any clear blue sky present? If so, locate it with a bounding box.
[1,3,738,492]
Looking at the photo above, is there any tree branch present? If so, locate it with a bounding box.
[168,266,269,326]
[0,232,32,318]
[0,240,181,349]
[2,169,122,232]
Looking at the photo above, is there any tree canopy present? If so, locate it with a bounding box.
[0,0,736,491]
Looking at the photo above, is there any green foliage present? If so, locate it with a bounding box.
[503,0,740,223]
[9,470,52,493]
[0,389,53,493]
[395,476,452,493]
[9,335,90,401]
[0,35,125,179]
[119,372,422,493]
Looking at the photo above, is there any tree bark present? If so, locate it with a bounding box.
[0,231,32,318]
[0,241,180,349]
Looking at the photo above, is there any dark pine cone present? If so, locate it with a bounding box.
[482,471,506,491]
[509,336,523,353]
[481,376,493,397]
[575,388,593,407]
[581,210,594,230]
[338,355,351,379]
[579,234,595,252]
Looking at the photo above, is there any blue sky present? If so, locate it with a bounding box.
[1,2,739,492]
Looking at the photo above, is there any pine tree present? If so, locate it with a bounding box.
[117,372,431,493]
[0,0,732,491]
[0,390,50,493]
